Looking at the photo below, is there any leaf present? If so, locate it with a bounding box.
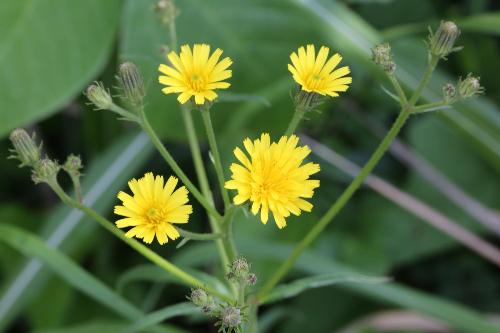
[0,132,154,330]
[123,303,198,333]
[261,273,390,304]
[0,225,134,319]
[0,0,121,138]
[216,92,271,107]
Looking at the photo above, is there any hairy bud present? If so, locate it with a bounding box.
[247,273,257,286]
[458,74,484,99]
[117,62,146,107]
[85,82,113,110]
[32,158,60,185]
[9,129,41,167]
[220,306,242,328]
[442,83,456,103]
[429,21,461,58]
[371,43,396,74]
[63,154,83,176]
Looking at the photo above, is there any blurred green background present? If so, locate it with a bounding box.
[1,0,499,332]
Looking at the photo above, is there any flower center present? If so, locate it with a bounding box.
[146,207,164,225]
[189,73,206,92]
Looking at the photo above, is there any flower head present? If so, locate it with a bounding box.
[288,45,352,97]
[114,172,192,245]
[225,134,320,228]
[158,44,232,105]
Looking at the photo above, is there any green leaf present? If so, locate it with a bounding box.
[261,273,389,304]
[124,303,198,333]
[0,224,135,318]
[0,132,154,330]
[0,0,121,138]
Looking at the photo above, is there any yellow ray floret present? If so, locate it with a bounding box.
[288,44,352,97]
[114,172,192,245]
[158,43,232,105]
[225,133,320,229]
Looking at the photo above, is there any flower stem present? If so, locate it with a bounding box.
[408,55,439,106]
[48,181,232,302]
[177,227,222,241]
[413,100,448,113]
[258,108,412,300]
[136,106,223,222]
[387,75,408,105]
[200,107,231,208]
[180,105,232,272]
[285,105,306,136]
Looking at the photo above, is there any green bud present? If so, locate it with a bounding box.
[32,158,60,185]
[63,154,83,177]
[9,128,41,167]
[442,83,456,103]
[458,74,484,99]
[227,258,250,282]
[117,62,146,107]
[189,288,209,307]
[220,306,241,328]
[155,0,179,25]
[85,82,113,110]
[371,43,396,74]
[247,273,257,286]
[429,21,461,58]
[293,89,324,113]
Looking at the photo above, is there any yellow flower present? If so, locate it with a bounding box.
[158,44,232,105]
[288,44,352,97]
[225,133,320,228]
[114,172,192,245]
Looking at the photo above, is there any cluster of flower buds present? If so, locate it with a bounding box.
[371,43,396,74]
[441,74,484,104]
[8,128,84,201]
[226,257,257,286]
[428,21,462,58]
[188,288,243,332]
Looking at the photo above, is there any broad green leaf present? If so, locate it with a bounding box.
[261,273,389,304]
[124,303,198,333]
[0,132,154,330]
[176,241,500,333]
[0,0,121,137]
[34,320,132,333]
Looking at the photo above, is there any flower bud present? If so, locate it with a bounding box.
[442,83,456,102]
[371,43,395,74]
[63,154,83,177]
[429,21,461,58]
[85,82,113,110]
[32,158,60,184]
[155,0,179,25]
[458,74,484,99]
[227,258,250,282]
[220,306,241,328]
[189,288,209,307]
[117,62,146,107]
[9,129,41,167]
[247,273,257,286]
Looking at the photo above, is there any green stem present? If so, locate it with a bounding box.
[200,107,230,208]
[413,100,448,113]
[177,227,222,241]
[258,108,412,300]
[222,206,238,262]
[388,75,408,105]
[136,106,223,222]
[48,181,232,302]
[237,283,245,306]
[180,106,232,272]
[285,105,306,136]
[408,55,439,106]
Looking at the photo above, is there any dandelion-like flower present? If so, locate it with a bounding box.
[158,44,232,105]
[114,172,192,245]
[288,45,352,97]
[225,134,320,228]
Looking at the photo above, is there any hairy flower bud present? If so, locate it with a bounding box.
[117,62,146,107]
[63,154,83,176]
[155,0,179,25]
[220,306,241,328]
[227,258,250,282]
[247,273,257,286]
[371,43,395,74]
[32,158,60,184]
[9,128,41,167]
[458,74,484,99]
[85,82,113,110]
[429,21,461,58]
[442,83,456,102]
